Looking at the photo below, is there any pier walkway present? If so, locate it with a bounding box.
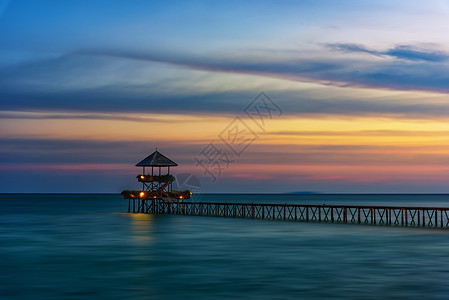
[127,199,449,228]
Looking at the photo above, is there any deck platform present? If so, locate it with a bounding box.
[127,199,449,228]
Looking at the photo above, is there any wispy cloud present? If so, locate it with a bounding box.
[0,111,194,123]
[2,44,449,118]
[328,43,449,62]
[265,130,449,137]
[326,43,380,56]
[0,138,202,165]
[83,46,449,94]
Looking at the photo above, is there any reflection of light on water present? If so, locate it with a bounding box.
[129,213,154,246]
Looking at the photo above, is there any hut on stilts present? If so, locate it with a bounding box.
[121,150,191,213]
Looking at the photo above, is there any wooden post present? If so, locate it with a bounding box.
[423,210,425,227]
[318,206,321,222]
[142,167,145,191]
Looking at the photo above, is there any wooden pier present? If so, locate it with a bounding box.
[127,199,449,228]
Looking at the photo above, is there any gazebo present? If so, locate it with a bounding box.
[136,150,178,194]
[121,150,191,213]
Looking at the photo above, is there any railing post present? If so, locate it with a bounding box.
[358,208,361,224]
[435,209,438,227]
[318,206,321,222]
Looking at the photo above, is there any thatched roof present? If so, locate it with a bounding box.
[135,150,178,167]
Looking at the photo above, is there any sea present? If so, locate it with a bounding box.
[2,194,449,300]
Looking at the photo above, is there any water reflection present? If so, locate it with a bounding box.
[128,213,154,246]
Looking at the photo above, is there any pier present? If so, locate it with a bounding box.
[126,199,449,228]
[122,151,449,228]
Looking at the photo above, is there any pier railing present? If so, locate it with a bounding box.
[127,199,449,228]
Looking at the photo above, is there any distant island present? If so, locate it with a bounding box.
[285,191,322,195]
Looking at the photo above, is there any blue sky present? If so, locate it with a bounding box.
[2,0,449,193]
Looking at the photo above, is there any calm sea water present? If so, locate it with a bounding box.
[2,194,449,299]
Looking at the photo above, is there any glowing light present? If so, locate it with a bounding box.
[140,175,145,179]
[140,192,144,197]
[179,195,183,199]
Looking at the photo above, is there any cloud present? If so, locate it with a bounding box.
[265,130,449,137]
[0,138,202,165]
[0,111,191,123]
[2,44,449,118]
[328,43,449,62]
[326,43,380,56]
[83,47,449,94]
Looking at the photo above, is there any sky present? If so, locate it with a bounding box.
[2,0,449,193]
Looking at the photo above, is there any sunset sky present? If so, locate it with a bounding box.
[2,0,449,193]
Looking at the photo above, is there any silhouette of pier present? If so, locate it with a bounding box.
[128,199,449,228]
